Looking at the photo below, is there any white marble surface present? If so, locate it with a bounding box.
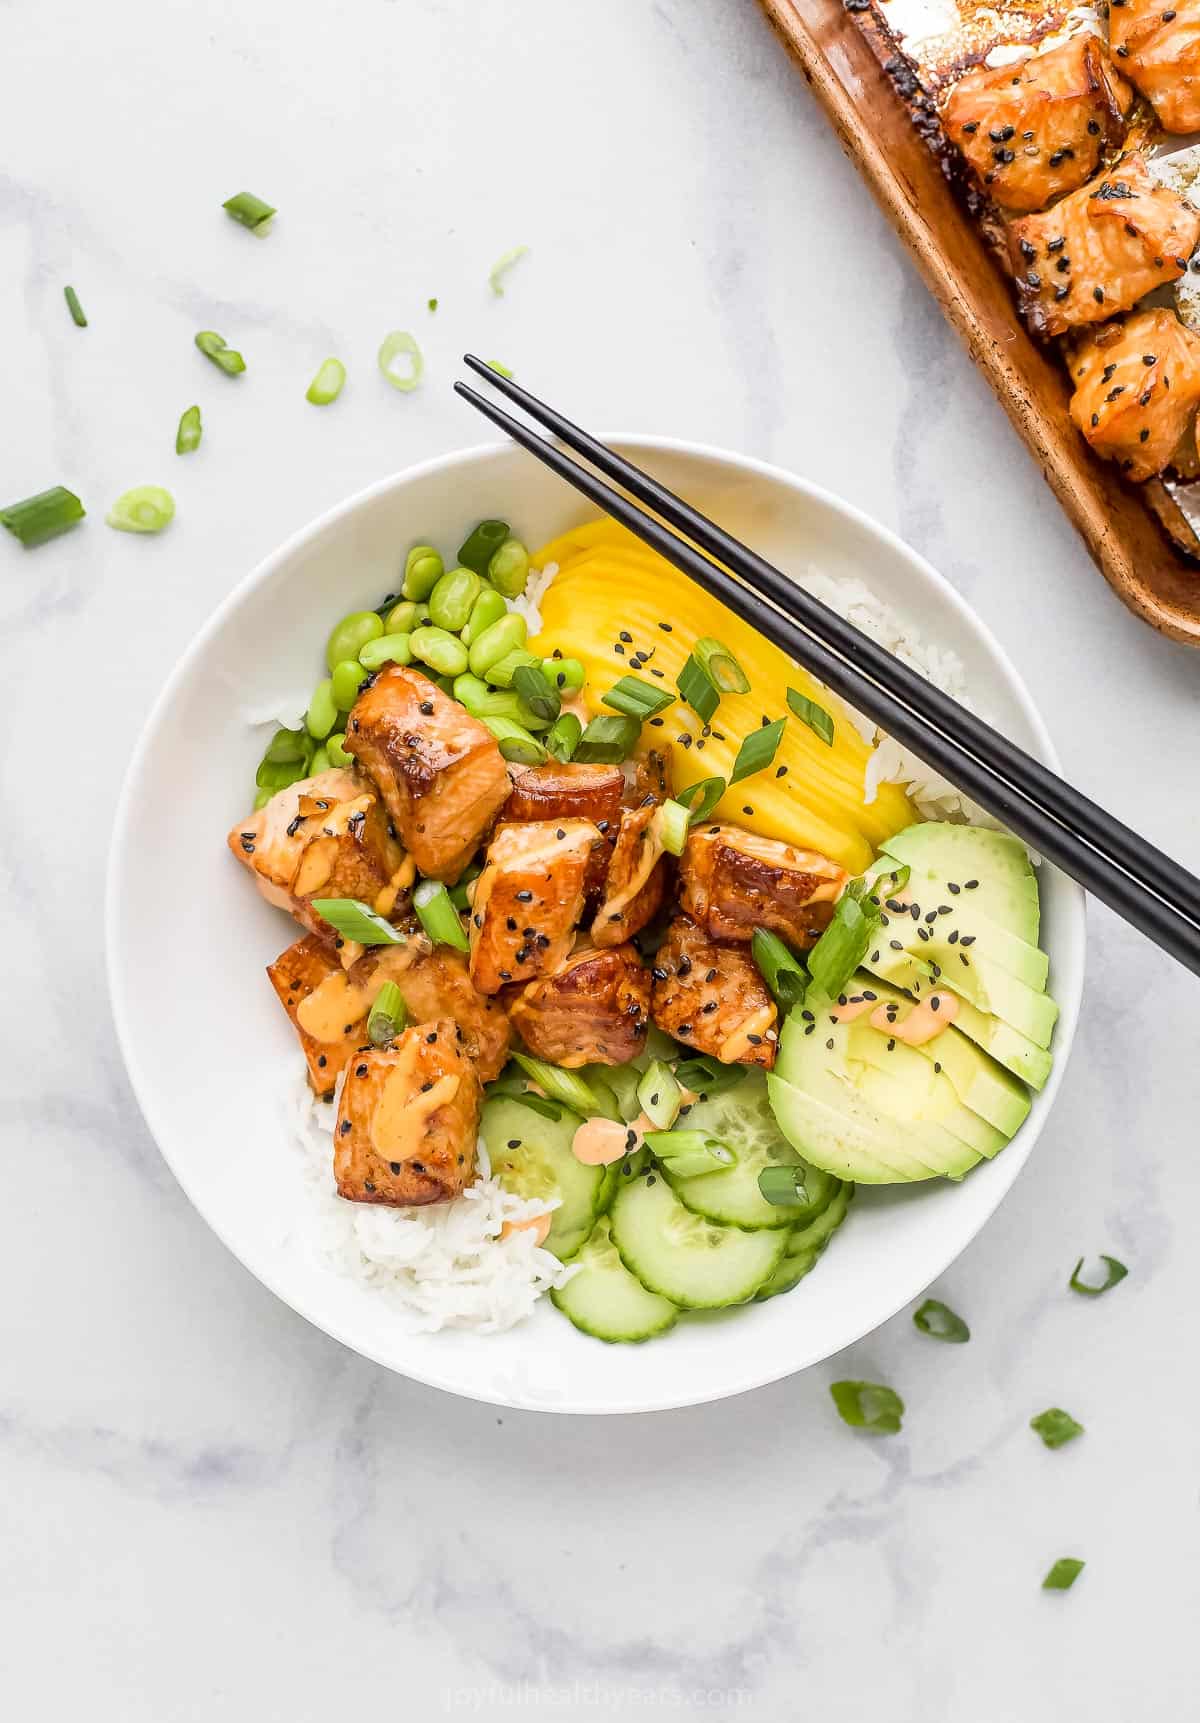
[5,0,1199,1715]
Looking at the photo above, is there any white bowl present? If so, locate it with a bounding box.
[106,437,1085,1415]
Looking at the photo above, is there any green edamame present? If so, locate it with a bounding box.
[550,656,586,693]
[409,625,469,677]
[428,566,481,632]
[467,611,528,679]
[305,678,339,740]
[485,647,541,688]
[359,632,414,672]
[384,599,428,634]
[461,586,507,645]
[256,754,308,792]
[487,537,530,598]
[326,610,384,672]
[253,786,273,810]
[309,745,330,774]
[331,659,366,711]
[402,545,444,601]
[326,732,353,768]
[452,673,492,716]
[262,726,311,765]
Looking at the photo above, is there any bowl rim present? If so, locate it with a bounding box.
[105,433,1086,1413]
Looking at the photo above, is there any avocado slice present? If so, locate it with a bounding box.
[767,1075,980,1184]
[866,861,1048,991]
[860,938,1057,1048]
[880,823,1040,943]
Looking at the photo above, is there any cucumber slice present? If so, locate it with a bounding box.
[481,1095,602,1260]
[754,1246,820,1303]
[755,1180,854,1301]
[610,1172,788,1308]
[551,1217,678,1342]
[664,1072,835,1230]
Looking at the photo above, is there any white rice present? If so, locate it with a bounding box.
[509,558,558,635]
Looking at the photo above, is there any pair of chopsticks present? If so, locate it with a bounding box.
[455,356,1200,979]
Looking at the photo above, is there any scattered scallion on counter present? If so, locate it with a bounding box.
[63,285,87,327]
[311,898,408,947]
[413,878,470,952]
[675,775,726,826]
[830,1380,904,1435]
[672,1055,746,1098]
[306,358,346,405]
[487,359,513,378]
[196,330,246,375]
[106,485,176,534]
[427,297,439,312]
[510,1053,607,1119]
[636,1059,682,1130]
[787,687,835,746]
[1069,1254,1127,1297]
[1042,1558,1085,1592]
[367,980,408,1047]
[751,927,806,1011]
[377,330,423,392]
[574,713,641,764]
[913,1299,970,1343]
[488,244,529,295]
[222,190,276,231]
[1030,1408,1084,1450]
[730,716,786,784]
[757,1165,810,1207]
[176,405,203,454]
[0,485,86,548]
[657,799,691,858]
[602,675,675,720]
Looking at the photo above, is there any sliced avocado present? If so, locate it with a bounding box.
[848,1028,1011,1157]
[767,1075,979,1184]
[866,861,1048,991]
[860,938,1057,1048]
[880,823,1040,943]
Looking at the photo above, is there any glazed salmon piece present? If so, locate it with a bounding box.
[503,761,624,897]
[651,917,778,1070]
[1008,154,1200,339]
[679,824,845,949]
[344,665,510,882]
[943,38,1131,215]
[229,768,407,938]
[469,819,600,994]
[590,803,669,949]
[1110,0,1200,135]
[334,1018,481,1206]
[1069,307,1200,482]
[505,939,652,1067]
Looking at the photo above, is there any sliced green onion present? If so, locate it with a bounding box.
[485,648,541,689]
[488,244,529,295]
[222,191,276,230]
[510,1052,606,1118]
[787,687,835,746]
[694,636,749,692]
[544,711,583,763]
[657,799,691,858]
[645,1129,736,1178]
[730,717,786,785]
[830,1380,904,1435]
[448,861,483,912]
[807,893,872,1000]
[1042,1558,1085,1592]
[675,776,726,825]
[0,485,86,548]
[573,714,641,764]
[377,330,423,392]
[367,980,408,1047]
[636,1059,682,1130]
[863,863,912,908]
[107,485,175,534]
[676,653,721,723]
[195,330,246,375]
[601,675,676,720]
[913,1299,970,1342]
[311,898,407,946]
[751,927,807,1012]
[482,714,547,765]
[64,285,87,327]
[487,360,513,378]
[1030,1408,1084,1449]
[306,358,346,405]
[1069,1254,1128,1296]
[512,663,561,723]
[176,405,202,454]
[672,1054,746,1097]
[458,519,510,575]
[495,1088,563,1122]
[757,1165,810,1207]
[413,878,470,952]
[427,297,438,312]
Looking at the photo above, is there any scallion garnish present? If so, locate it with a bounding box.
[750,927,806,1011]
[573,714,641,764]
[427,297,439,312]
[64,285,87,327]
[497,1089,563,1122]
[0,485,86,548]
[1069,1254,1128,1296]
[488,244,529,295]
[487,359,514,378]
[675,776,726,825]
[512,663,561,723]
[1030,1408,1083,1449]
[644,1129,736,1179]
[377,330,423,392]
[544,711,582,763]
[830,1380,904,1435]
[601,675,676,720]
[106,485,176,534]
[195,330,246,375]
[458,519,510,574]
[306,358,346,406]
[482,714,548,765]
[730,717,786,785]
[787,687,835,746]
[672,1054,746,1097]
[694,637,750,693]
[1042,1558,1085,1592]
[222,191,276,230]
[312,898,408,946]
[807,893,873,1000]
[413,878,470,952]
[657,799,691,858]
[757,1165,810,1207]
[636,1059,682,1130]
[510,1053,606,1118]
[913,1299,970,1342]
[676,653,721,723]
[448,862,483,911]
[367,980,408,1047]
[176,405,202,455]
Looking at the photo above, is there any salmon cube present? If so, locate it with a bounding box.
[468,819,599,994]
[505,939,651,1068]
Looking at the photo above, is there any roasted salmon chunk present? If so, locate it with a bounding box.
[503,761,624,897]
[469,819,600,994]
[591,803,669,949]
[268,930,511,1095]
[505,939,652,1067]
[651,918,778,1070]
[1008,154,1200,340]
[1110,0,1200,135]
[345,665,510,882]
[229,768,406,938]
[942,38,1131,215]
[1069,307,1200,481]
[679,824,845,949]
[334,1018,481,1206]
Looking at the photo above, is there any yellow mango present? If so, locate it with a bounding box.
[530,519,912,874]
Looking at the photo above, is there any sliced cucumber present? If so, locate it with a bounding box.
[755,1180,854,1301]
[551,1217,678,1342]
[610,1172,787,1308]
[664,1070,834,1230]
[481,1095,602,1260]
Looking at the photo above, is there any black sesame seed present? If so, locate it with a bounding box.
[339,1120,352,1135]
[419,700,434,715]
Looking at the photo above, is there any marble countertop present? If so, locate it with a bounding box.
[5,0,1197,1715]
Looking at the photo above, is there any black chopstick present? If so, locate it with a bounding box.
[463,354,1200,936]
[455,371,1200,978]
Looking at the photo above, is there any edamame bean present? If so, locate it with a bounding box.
[384,599,428,634]
[309,745,330,774]
[487,536,530,598]
[326,610,384,672]
[253,786,273,810]
[453,673,492,716]
[305,679,339,740]
[428,566,481,632]
[551,656,586,693]
[409,625,469,677]
[331,659,367,711]
[359,632,414,672]
[402,545,444,601]
[461,586,507,645]
[467,611,528,679]
[263,726,310,765]
[485,647,541,688]
[326,732,353,768]
[256,755,308,792]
